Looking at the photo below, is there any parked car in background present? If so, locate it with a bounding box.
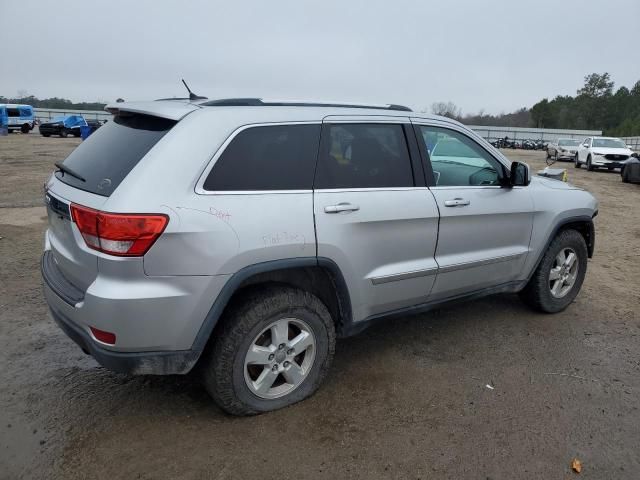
[547,138,580,162]
[575,137,634,171]
[0,104,36,133]
[41,98,598,415]
[80,119,106,140]
[620,154,640,183]
[39,115,88,137]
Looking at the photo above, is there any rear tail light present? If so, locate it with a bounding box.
[70,204,168,257]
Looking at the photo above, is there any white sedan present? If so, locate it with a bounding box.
[575,137,634,171]
[547,138,580,162]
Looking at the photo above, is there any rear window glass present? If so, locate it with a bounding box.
[55,114,176,196]
[203,124,320,191]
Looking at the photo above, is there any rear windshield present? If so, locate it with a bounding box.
[55,113,176,196]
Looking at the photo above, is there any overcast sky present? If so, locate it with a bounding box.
[1,0,639,114]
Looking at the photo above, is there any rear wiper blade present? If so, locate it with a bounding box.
[54,162,86,182]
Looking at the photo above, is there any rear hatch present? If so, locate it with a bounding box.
[45,104,191,296]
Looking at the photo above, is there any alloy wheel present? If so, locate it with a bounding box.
[549,247,579,298]
[244,317,316,399]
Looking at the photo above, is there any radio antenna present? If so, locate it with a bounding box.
[181,79,207,101]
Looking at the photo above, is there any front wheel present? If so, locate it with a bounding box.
[574,154,581,168]
[21,124,30,134]
[201,286,336,415]
[587,156,594,171]
[520,229,588,313]
[59,128,68,138]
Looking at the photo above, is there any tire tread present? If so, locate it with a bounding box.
[202,285,335,416]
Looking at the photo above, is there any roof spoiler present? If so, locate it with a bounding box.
[104,101,200,121]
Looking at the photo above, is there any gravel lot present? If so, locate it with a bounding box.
[1,133,639,479]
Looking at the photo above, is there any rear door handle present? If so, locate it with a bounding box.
[324,202,360,214]
[444,198,470,207]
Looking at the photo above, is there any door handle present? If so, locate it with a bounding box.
[444,198,470,207]
[324,202,360,214]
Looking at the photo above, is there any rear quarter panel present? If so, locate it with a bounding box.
[105,109,316,276]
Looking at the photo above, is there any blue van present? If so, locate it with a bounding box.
[0,104,36,133]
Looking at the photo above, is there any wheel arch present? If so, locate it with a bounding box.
[191,258,353,359]
[526,215,595,283]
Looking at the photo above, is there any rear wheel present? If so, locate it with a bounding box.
[201,286,336,416]
[520,229,588,313]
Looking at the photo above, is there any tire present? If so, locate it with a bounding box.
[520,229,588,313]
[59,128,68,138]
[21,124,30,134]
[42,133,51,137]
[587,156,594,171]
[201,285,336,416]
[574,154,581,168]
[621,167,629,183]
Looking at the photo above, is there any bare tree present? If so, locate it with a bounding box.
[431,101,461,119]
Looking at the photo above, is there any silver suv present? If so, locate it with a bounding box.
[42,99,598,415]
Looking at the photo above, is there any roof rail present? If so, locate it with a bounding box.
[155,97,192,101]
[200,98,412,112]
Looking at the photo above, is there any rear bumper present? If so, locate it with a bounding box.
[47,302,198,374]
[41,250,230,374]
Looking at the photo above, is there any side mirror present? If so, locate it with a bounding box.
[509,161,530,187]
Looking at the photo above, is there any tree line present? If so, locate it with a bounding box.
[429,73,640,136]
[0,94,106,111]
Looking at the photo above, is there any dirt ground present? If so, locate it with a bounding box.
[1,133,638,480]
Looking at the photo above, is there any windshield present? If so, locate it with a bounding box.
[558,139,580,146]
[593,138,626,148]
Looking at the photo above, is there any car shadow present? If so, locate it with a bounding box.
[46,293,534,423]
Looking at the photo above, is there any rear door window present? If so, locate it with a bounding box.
[203,124,321,191]
[55,113,176,196]
[315,123,414,189]
[7,108,20,117]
